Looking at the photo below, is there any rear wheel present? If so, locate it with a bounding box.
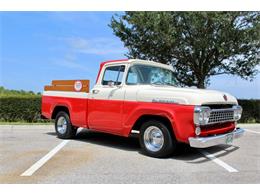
[139,120,177,158]
[55,111,76,139]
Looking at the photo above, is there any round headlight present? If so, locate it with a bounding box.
[203,109,211,124]
[194,106,211,125]
[198,112,203,123]
[233,105,242,120]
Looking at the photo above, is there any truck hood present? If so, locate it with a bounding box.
[136,85,238,105]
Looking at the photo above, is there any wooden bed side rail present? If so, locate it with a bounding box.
[44,80,89,92]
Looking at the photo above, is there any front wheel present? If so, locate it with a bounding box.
[139,120,177,158]
[55,111,77,139]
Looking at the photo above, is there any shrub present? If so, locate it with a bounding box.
[0,95,47,122]
[238,99,260,123]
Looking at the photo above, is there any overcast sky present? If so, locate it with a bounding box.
[0,12,259,99]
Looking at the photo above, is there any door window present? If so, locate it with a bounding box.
[102,65,125,85]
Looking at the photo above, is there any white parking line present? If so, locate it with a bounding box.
[21,140,70,176]
[20,128,84,176]
[198,149,238,173]
[245,129,260,134]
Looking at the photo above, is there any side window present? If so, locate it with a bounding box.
[102,65,125,85]
[126,66,138,85]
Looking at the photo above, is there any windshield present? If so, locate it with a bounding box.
[126,64,176,86]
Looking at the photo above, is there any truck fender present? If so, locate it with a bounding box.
[123,107,180,139]
[51,103,72,119]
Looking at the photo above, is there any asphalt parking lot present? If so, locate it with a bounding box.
[0,124,259,183]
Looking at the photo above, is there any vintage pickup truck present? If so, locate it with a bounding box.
[42,59,244,158]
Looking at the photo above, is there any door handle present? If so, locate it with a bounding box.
[92,89,100,94]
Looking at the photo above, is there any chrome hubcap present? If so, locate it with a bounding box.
[57,116,67,134]
[143,126,164,152]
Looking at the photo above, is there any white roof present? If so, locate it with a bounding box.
[105,59,172,70]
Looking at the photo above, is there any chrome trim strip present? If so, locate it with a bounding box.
[131,130,140,134]
[188,128,245,148]
[210,107,237,112]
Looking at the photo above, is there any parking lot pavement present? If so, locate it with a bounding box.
[0,124,259,183]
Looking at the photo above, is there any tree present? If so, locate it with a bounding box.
[110,12,260,88]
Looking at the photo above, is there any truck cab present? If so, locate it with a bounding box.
[42,59,244,158]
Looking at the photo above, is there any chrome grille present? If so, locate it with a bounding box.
[208,110,234,124]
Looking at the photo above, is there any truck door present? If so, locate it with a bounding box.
[88,65,126,133]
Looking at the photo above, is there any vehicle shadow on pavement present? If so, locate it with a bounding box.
[173,144,240,164]
[46,129,140,152]
[46,129,239,162]
[77,130,141,152]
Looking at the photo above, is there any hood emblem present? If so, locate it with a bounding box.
[223,94,228,101]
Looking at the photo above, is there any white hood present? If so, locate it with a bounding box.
[136,85,238,105]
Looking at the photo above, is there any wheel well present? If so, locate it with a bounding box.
[51,106,70,119]
[132,115,174,135]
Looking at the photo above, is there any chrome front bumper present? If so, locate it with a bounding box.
[188,127,245,148]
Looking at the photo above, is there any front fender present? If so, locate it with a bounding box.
[122,101,195,143]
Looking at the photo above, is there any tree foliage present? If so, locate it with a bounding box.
[0,86,41,97]
[110,12,260,88]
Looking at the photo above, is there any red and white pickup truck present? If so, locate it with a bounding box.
[42,59,244,158]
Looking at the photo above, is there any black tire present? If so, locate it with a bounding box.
[139,120,177,158]
[55,111,77,139]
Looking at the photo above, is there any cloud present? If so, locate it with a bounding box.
[46,36,127,75]
[51,57,89,71]
[66,37,127,55]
